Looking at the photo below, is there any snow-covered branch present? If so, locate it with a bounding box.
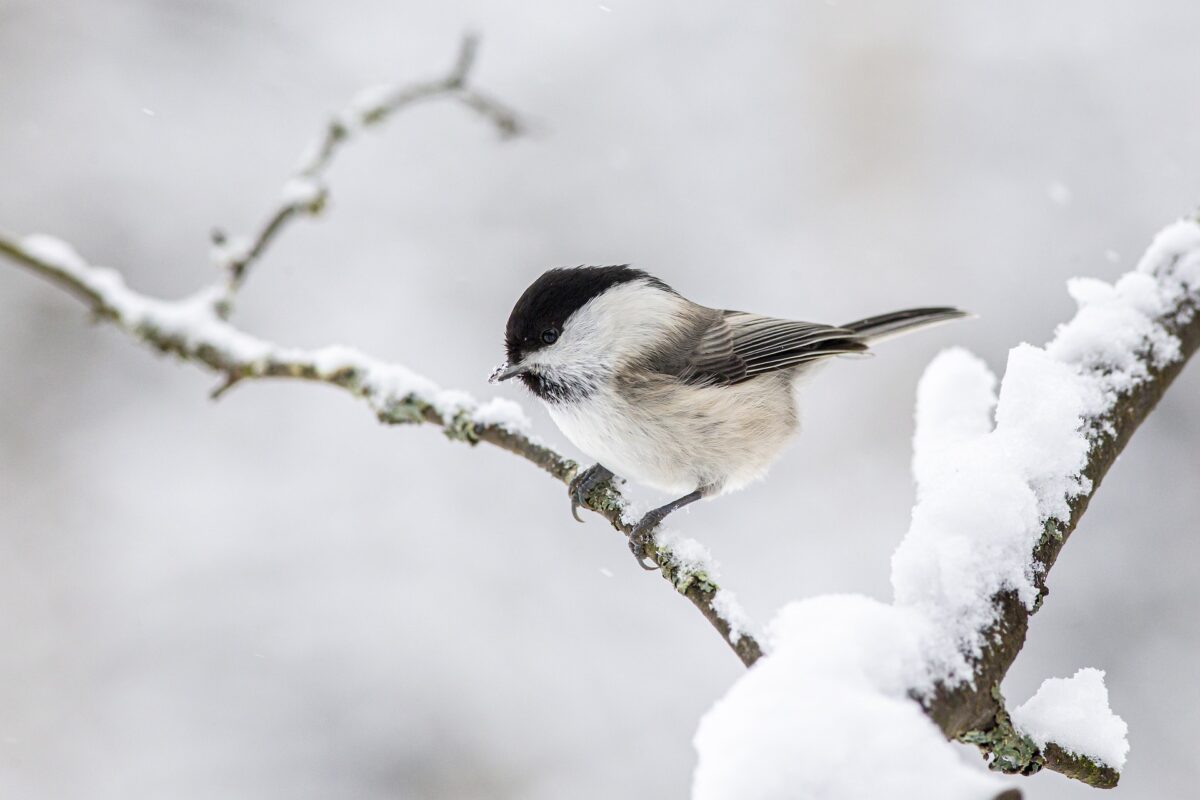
[0,37,762,671]
[0,229,761,665]
[920,219,1200,782]
[694,217,1200,798]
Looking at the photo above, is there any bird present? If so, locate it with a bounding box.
[491,265,966,569]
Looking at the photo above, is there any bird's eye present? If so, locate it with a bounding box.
[540,328,559,345]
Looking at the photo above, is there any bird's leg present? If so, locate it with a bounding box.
[628,489,704,571]
[568,463,615,522]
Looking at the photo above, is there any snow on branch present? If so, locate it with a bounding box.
[695,217,1200,798]
[0,230,761,666]
[922,219,1200,783]
[0,37,762,671]
[1011,668,1129,773]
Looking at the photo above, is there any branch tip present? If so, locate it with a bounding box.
[210,373,243,400]
[449,32,481,88]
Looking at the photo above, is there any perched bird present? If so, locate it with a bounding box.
[492,266,966,568]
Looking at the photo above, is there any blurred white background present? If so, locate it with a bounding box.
[1,1,1197,797]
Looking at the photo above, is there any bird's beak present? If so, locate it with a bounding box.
[489,361,529,383]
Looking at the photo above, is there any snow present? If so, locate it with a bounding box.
[1012,668,1129,770]
[470,397,532,432]
[1137,218,1200,292]
[1048,273,1181,390]
[350,83,398,122]
[359,361,440,406]
[209,234,253,270]
[693,217,1200,797]
[693,596,1009,800]
[654,529,718,579]
[891,341,1104,681]
[710,589,752,646]
[13,233,533,438]
[308,344,369,375]
[280,177,324,207]
[295,139,324,175]
[909,347,997,493]
[22,233,89,273]
[429,388,476,420]
[487,361,511,384]
[621,512,749,641]
[139,288,276,364]
[892,218,1199,686]
[992,344,1101,520]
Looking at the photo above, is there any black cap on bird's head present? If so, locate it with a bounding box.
[492,265,671,383]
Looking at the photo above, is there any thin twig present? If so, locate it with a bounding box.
[215,33,523,301]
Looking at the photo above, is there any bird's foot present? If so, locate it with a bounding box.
[627,511,666,571]
[568,464,614,523]
[625,489,704,571]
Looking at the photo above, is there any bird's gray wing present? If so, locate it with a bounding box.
[676,311,867,386]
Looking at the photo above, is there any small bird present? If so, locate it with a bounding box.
[492,266,966,568]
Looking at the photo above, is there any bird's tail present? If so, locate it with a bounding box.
[840,307,969,345]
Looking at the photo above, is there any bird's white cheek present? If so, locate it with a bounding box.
[526,336,608,380]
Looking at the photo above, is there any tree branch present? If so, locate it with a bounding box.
[0,229,761,665]
[924,217,1200,788]
[690,220,1197,798]
[0,36,762,669]
[212,33,522,300]
[958,686,1121,789]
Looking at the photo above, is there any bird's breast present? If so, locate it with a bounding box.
[547,391,694,494]
[545,375,800,496]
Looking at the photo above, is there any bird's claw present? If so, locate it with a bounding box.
[568,464,614,523]
[628,514,663,571]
